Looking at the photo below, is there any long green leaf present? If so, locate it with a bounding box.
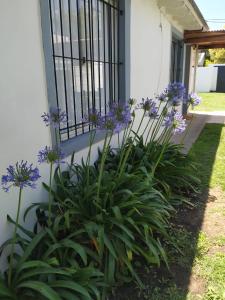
[17,281,62,300]
[50,280,91,299]
[17,230,47,266]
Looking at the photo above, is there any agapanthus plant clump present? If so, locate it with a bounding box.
[1,161,40,286]
[0,82,202,300]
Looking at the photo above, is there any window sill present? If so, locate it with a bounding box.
[61,130,107,157]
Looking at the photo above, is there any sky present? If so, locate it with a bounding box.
[195,0,225,30]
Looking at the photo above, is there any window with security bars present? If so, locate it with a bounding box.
[48,0,122,142]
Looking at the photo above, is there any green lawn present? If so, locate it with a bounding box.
[145,124,225,300]
[189,124,225,299]
[190,93,225,112]
[189,123,225,191]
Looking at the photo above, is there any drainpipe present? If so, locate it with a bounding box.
[192,44,199,92]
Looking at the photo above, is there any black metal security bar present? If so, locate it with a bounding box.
[49,0,121,141]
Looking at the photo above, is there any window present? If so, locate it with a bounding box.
[44,0,123,143]
[170,35,184,82]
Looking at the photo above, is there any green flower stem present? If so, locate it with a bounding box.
[149,101,169,143]
[8,187,22,286]
[97,132,112,202]
[121,114,136,149]
[117,132,120,148]
[121,124,129,148]
[118,143,133,178]
[151,128,172,175]
[116,111,144,175]
[149,111,164,143]
[142,117,152,137]
[48,162,53,226]
[87,127,96,166]
[157,127,168,144]
[86,128,96,186]
[136,110,146,135]
[145,101,163,145]
[55,127,59,146]
[145,117,155,145]
[54,127,63,184]
[118,111,146,177]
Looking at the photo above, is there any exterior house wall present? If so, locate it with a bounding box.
[0,0,184,268]
[130,0,172,99]
[129,0,184,133]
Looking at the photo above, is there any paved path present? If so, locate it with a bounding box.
[173,111,225,153]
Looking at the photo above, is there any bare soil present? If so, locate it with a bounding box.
[109,186,225,300]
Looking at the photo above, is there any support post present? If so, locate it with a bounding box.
[192,44,199,92]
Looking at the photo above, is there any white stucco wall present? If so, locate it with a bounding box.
[0,0,184,268]
[129,0,184,133]
[130,0,173,98]
[0,0,51,265]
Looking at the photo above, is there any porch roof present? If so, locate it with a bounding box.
[184,30,225,49]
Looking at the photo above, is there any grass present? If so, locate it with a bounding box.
[190,93,225,112]
[189,124,225,191]
[148,124,225,299]
[189,124,225,300]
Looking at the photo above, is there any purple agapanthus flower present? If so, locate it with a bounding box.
[128,98,137,107]
[83,109,101,127]
[38,146,65,165]
[42,107,67,128]
[186,93,201,109]
[2,161,40,192]
[138,98,153,112]
[167,82,186,106]
[108,103,132,125]
[158,92,168,102]
[148,100,158,118]
[99,115,123,134]
[164,110,186,134]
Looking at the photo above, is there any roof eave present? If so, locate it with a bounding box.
[187,0,209,31]
[157,0,209,31]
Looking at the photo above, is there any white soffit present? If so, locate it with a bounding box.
[157,0,207,31]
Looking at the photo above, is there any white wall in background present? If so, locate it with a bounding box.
[0,0,184,268]
[196,66,218,92]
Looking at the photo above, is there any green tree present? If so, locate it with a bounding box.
[209,48,225,64]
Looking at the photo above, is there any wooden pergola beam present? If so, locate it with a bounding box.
[198,44,225,49]
[184,30,225,39]
[184,30,225,48]
[184,35,225,45]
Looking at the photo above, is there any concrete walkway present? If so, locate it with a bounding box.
[173,111,225,153]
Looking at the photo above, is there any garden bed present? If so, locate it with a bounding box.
[0,84,205,300]
[111,123,225,300]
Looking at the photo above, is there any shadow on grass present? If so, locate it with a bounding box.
[110,123,224,300]
[177,123,224,298]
